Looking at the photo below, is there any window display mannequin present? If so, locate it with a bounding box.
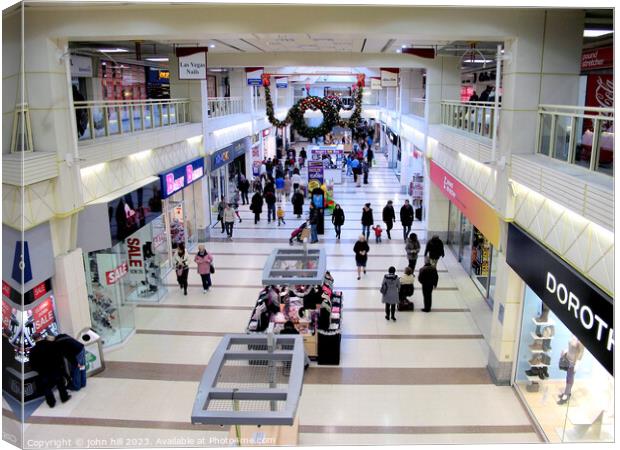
[558,336,585,405]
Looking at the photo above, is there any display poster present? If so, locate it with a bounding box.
[246,67,264,86]
[506,223,613,375]
[2,299,12,332]
[104,261,129,285]
[581,47,613,71]
[32,298,55,333]
[158,157,205,199]
[275,77,288,88]
[380,68,399,87]
[307,160,324,185]
[371,78,382,90]
[152,231,167,250]
[429,161,500,247]
[96,254,126,295]
[177,50,208,80]
[252,161,262,177]
[126,236,146,284]
[70,55,93,77]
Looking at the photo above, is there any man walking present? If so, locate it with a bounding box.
[400,199,414,241]
[309,203,319,243]
[425,235,445,267]
[418,257,439,312]
[264,190,277,223]
[361,203,374,241]
[382,200,396,240]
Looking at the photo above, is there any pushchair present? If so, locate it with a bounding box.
[289,221,309,244]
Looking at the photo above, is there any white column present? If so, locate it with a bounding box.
[425,175,450,241]
[425,56,460,124]
[169,55,205,123]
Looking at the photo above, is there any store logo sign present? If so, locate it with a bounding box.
[443,176,456,199]
[165,173,185,197]
[160,158,205,199]
[545,272,614,351]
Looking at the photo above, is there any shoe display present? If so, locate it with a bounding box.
[529,340,544,351]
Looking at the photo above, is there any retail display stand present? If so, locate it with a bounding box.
[191,333,304,446]
[524,317,555,392]
[261,248,326,286]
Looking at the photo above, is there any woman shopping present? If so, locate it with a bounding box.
[353,235,370,280]
[380,266,400,321]
[332,204,345,240]
[194,245,214,293]
[174,245,189,296]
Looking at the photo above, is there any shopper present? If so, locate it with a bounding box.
[175,245,189,295]
[308,203,319,244]
[405,233,421,272]
[299,147,307,167]
[332,203,345,239]
[283,174,292,200]
[279,320,311,370]
[277,204,286,226]
[371,224,383,243]
[350,157,360,183]
[362,159,369,184]
[382,200,396,240]
[380,266,400,321]
[223,203,236,239]
[291,170,302,193]
[346,154,353,177]
[418,257,439,312]
[399,266,415,305]
[275,174,285,202]
[250,191,263,224]
[194,244,213,293]
[29,334,71,407]
[264,189,277,223]
[361,203,374,241]
[55,333,86,391]
[239,175,250,205]
[367,146,374,168]
[353,235,370,280]
[469,91,479,102]
[231,190,242,223]
[424,235,445,267]
[479,85,493,102]
[217,199,227,234]
[291,189,304,218]
[400,199,414,241]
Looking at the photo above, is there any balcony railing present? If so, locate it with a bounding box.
[208,97,244,118]
[409,98,426,118]
[74,99,190,141]
[537,104,614,176]
[441,101,498,139]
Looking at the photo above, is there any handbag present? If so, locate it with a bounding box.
[210,264,215,274]
[176,266,184,277]
[558,353,570,371]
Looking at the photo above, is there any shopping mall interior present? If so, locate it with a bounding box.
[1,1,615,448]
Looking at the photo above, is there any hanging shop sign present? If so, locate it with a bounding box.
[275,77,288,88]
[211,138,249,172]
[246,67,264,86]
[430,161,500,247]
[159,157,205,199]
[176,47,208,80]
[70,55,93,77]
[370,77,382,90]
[380,68,399,87]
[506,223,614,375]
[581,46,613,71]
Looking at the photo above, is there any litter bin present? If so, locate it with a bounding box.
[78,328,105,376]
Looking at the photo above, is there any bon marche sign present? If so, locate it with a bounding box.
[506,223,613,375]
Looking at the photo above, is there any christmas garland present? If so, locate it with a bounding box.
[263,73,365,139]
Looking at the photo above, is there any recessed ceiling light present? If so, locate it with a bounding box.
[583,29,613,38]
[401,45,407,48]
[396,49,402,53]
[209,44,216,48]
[146,57,169,62]
[98,48,129,53]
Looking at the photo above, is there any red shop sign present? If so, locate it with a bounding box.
[2,300,12,331]
[33,281,49,300]
[32,298,55,332]
[2,281,11,298]
[105,262,129,285]
[581,47,613,71]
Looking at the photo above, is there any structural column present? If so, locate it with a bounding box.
[425,56,460,124]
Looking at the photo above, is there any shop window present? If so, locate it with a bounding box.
[515,287,614,442]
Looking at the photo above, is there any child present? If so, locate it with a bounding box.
[277,204,286,226]
[372,224,383,243]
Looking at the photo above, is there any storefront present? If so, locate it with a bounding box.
[385,126,401,172]
[210,138,250,224]
[506,223,613,443]
[431,160,500,305]
[403,142,425,221]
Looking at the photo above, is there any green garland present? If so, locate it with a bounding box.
[263,79,364,139]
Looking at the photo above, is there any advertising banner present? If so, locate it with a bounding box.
[125,236,146,284]
[429,161,500,247]
[246,67,264,86]
[176,48,208,80]
[581,47,613,71]
[32,298,55,333]
[308,160,324,185]
[506,223,613,375]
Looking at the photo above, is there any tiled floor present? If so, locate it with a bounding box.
[11,151,543,447]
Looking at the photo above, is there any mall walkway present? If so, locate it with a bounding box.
[19,153,542,446]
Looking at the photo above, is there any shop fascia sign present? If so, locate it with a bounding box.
[159,157,205,199]
[246,67,264,86]
[506,223,614,375]
[370,77,382,90]
[70,55,93,77]
[211,138,248,171]
[176,47,208,80]
[275,77,288,88]
[380,68,399,87]
[581,47,613,71]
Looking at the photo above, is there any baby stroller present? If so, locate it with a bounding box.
[289,221,309,245]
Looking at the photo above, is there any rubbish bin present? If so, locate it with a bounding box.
[78,328,105,376]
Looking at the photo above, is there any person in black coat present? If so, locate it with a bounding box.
[29,334,71,407]
[264,190,277,223]
[250,192,263,224]
[238,177,250,205]
[55,334,86,391]
[353,235,370,280]
[418,258,439,312]
[361,203,374,241]
[331,204,345,240]
[382,200,396,240]
[367,147,374,168]
[291,189,304,218]
[424,235,445,267]
[400,200,414,241]
[308,203,320,244]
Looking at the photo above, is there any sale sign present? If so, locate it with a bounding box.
[105,262,129,285]
[32,298,55,332]
[2,300,12,331]
[430,161,500,247]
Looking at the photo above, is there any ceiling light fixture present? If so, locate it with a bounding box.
[401,45,407,48]
[98,48,129,53]
[396,49,402,53]
[209,44,216,48]
[146,57,169,62]
[583,29,613,38]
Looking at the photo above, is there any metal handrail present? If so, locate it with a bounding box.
[207,97,244,117]
[440,100,499,139]
[74,98,191,142]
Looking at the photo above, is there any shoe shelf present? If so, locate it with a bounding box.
[530,332,552,340]
[532,318,554,326]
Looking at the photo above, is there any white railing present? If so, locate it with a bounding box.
[208,97,244,118]
[408,98,426,118]
[537,104,614,176]
[74,98,190,141]
[441,101,498,139]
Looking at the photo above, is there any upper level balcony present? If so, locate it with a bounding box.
[441,100,498,140]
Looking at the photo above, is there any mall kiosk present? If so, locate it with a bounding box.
[246,248,342,365]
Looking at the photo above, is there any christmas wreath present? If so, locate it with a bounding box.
[263,73,365,139]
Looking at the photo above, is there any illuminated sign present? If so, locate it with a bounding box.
[159,157,205,199]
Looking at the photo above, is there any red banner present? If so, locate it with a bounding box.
[32,281,49,300]
[2,300,12,331]
[2,281,11,298]
[585,74,614,109]
[32,298,55,332]
[581,47,613,71]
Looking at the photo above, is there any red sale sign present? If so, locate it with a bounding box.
[32,298,55,332]
[32,281,49,300]
[105,262,129,285]
[2,300,12,331]
[2,281,11,298]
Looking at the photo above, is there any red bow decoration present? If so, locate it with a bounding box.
[356,73,366,88]
[262,73,271,87]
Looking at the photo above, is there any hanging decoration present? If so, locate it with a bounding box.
[263,72,365,139]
